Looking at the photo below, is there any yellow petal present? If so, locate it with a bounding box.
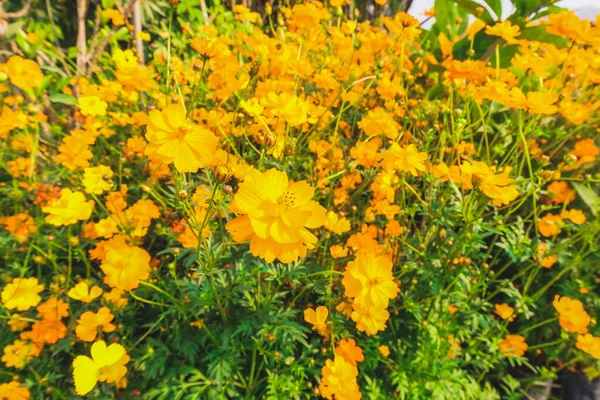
[91,341,125,368]
[73,356,99,396]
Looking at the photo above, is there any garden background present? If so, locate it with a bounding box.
[0,0,599,399]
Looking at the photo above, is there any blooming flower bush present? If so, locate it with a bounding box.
[0,0,600,398]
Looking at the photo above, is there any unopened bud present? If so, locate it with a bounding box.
[213,166,233,184]
[177,190,189,200]
[262,133,276,149]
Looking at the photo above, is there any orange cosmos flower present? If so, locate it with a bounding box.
[547,181,575,204]
[335,338,364,366]
[553,295,591,334]
[144,104,218,173]
[226,168,326,263]
[538,213,562,237]
[576,334,600,359]
[494,303,515,322]
[0,381,30,399]
[76,307,117,342]
[0,213,37,243]
[499,334,527,357]
[378,345,390,357]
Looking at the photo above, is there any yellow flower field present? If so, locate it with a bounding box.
[0,0,599,398]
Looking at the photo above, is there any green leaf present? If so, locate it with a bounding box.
[483,0,503,19]
[434,0,454,35]
[48,93,77,106]
[573,182,599,216]
[455,0,495,24]
[519,25,568,48]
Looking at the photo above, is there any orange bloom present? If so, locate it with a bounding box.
[538,214,562,237]
[499,334,527,357]
[335,338,364,366]
[76,307,116,342]
[494,303,515,322]
[576,334,600,359]
[553,295,591,334]
[383,143,428,176]
[100,236,151,290]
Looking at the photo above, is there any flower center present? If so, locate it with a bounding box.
[277,191,296,209]
[176,126,190,140]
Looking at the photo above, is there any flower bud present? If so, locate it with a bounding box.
[222,185,233,195]
[177,189,189,200]
[214,166,233,184]
[263,133,277,148]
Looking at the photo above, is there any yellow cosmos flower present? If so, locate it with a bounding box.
[225,168,326,263]
[304,306,328,335]
[144,104,218,173]
[100,236,151,290]
[42,188,95,226]
[382,143,428,176]
[342,252,399,308]
[72,340,129,396]
[82,165,114,194]
[4,55,44,90]
[67,282,103,303]
[1,277,44,311]
[78,96,108,117]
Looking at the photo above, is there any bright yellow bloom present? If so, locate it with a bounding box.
[0,106,27,138]
[72,340,129,396]
[102,9,124,25]
[100,236,151,290]
[226,168,326,263]
[553,295,591,334]
[319,356,361,400]
[485,21,520,43]
[4,55,44,90]
[42,188,95,226]
[324,211,351,235]
[304,306,328,335]
[1,277,44,311]
[2,339,42,369]
[343,253,399,308]
[351,302,389,335]
[82,165,114,194]
[78,96,108,117]
[144,104,218,173]
[68,282,104,303]
[383,143,428,176]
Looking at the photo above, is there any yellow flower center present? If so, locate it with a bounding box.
[277,191,296,209]
[176,126,190,140]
